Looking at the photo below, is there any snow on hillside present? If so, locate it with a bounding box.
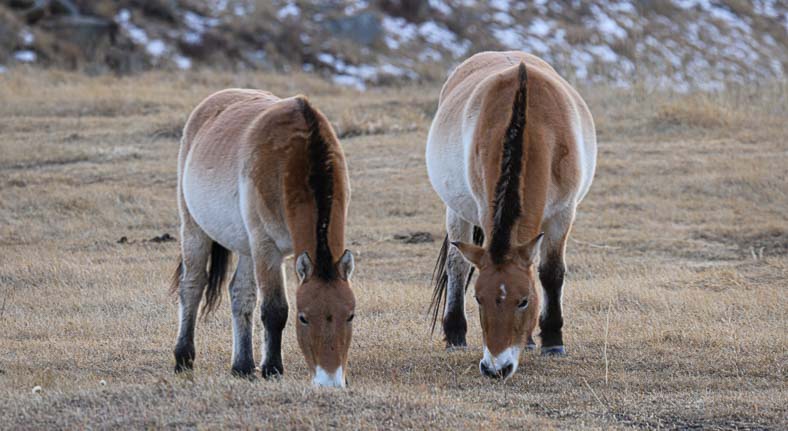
[1,0,786,92]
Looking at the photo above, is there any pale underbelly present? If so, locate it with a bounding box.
[182,164,251,253]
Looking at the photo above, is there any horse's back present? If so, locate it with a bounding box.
[428,51,596,225]
[179,89,285,254]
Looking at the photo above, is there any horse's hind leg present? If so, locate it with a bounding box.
[173,214,212,372]
[538,207,575,357]
[251,243,288,378]
[444,208,473,348]
[229,255,256,376]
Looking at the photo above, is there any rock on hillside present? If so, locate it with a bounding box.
[0,0,785,91]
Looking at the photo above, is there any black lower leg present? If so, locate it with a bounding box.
[231,311,255,377]
[443,249,470,347]
[443,307,467,348]
[260,299,288,378]
[174,333,195,373]
[539,259,565,350]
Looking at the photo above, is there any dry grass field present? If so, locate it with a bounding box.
[0,69,786,429]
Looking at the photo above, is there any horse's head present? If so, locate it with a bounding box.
[452,233,543,380]
[294,250,355,388]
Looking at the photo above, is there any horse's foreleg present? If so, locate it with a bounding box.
[252,246,288,379]
[538,208,575,357]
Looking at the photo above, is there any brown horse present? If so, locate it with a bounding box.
[172,89,355,387]
[427,51,597,379]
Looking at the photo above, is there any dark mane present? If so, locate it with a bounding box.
[299,97,337,280]
[488,63,528,264]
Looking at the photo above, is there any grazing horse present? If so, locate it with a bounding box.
[171,89,356,387]
[427,51,597,379]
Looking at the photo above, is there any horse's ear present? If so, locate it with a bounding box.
[296,251,313,282]
[514,233,544,267]
[336,249,355,281]
[451,241,485,268]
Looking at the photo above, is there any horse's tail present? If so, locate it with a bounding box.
[169,258,183,297]
[201,242,231,318]
[428,226,484,335]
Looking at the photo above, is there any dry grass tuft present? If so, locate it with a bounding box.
[0,70,785,429]
[653,96,738,129]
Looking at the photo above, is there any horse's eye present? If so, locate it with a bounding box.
[298,313,309,325]
[517,298,529,309]
[347,313,355,323]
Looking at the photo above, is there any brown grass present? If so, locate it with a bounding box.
[0,68,786,429]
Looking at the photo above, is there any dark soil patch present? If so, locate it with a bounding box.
[393,231,434,244]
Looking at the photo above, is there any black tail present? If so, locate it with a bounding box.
[201,242,231,318]
[428,226,484,334]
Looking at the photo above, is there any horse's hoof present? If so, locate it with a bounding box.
[260,362,284,379]
[174,363,193,373]
[443,331,467,349]
[445,336,468,351]
[541,345,567,357]
[525,343,537,352]
[231,363,256,378]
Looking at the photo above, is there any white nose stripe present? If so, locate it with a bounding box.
[312,366,345,388]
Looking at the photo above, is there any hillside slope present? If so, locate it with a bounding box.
[1,0,786,90]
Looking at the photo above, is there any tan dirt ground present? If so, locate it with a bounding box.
[0,70,786,429]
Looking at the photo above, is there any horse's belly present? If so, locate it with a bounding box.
[426,126,480,226]
[182,163,250,253]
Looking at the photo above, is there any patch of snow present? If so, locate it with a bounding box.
[769,59,783,76]
[211,0,229,13]
[382,16,417,50]
[174,54,192,69]
[182,31,202,44]
[146,40,166,57]
[418,21,470,57]
[708,4,752,34]
[419,47,442,62]
[333,74,366,91]
[0,65,7,74]
[344,0,368,15]
[20,28,34,45]
[184,11,219,32]
[379,63,412,78]
[673,0,711,9]
[489,0,510,11]
[529,18,552,36]
[608,1,636,14]
[233,2,249,16]
[753,0,778,18]
[115,9,149,44]
[277,2,300,20]
[590,4,627,40]
[302,63,315,72]
[344,64,379,80]
[493,27,524,48]
[493,11,514,25]
[14,50,36,62]
[429,0,452,15]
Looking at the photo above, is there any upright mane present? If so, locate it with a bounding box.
[299,97,337,280]
[488,63,528,264]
